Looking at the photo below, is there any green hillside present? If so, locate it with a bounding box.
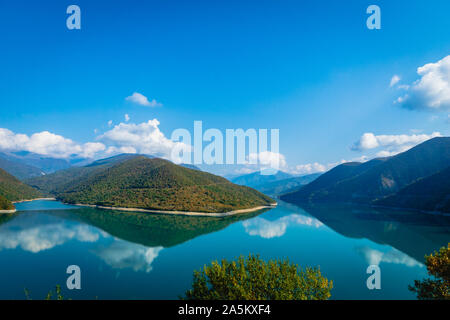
[0,168,42,202]
[26,154,141,195]
[0,195,14,210]
[375,166,450,213]
[281,137,450,206]
[37,156,274,213]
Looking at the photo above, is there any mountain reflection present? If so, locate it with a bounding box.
[60,207,268,248]
[298,204,450,263]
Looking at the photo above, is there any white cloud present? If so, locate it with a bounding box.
[395,55,450,111]
[291,162,327,175]
[356,246,423,268]
[99,119,189,159]
[108,120,113,127]
[390,75,401,87]
[0,128,106,159]
[125,92,162,107]
[248,151,287,171]
[125,114,130,122]
[352,132,442,156]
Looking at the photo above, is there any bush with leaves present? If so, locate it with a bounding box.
[184,254,332,300]
[409,244,449,300]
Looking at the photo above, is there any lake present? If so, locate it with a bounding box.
[0,200,448,300]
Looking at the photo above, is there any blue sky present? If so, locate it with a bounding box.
[0,0,449,175]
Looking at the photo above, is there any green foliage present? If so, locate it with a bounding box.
[184,255,333,300]
[0,168,41,202]
[409,244,450,300]
[0,195,14,210]
[31,156,274,213]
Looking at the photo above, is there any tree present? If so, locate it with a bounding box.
[409,244,449,300]
[183,254,332,300]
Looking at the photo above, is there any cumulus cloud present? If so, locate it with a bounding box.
[0,128,106,159]
[243,214,322,239]
[355,246,423,268]
[125,92,162,107]
[247,151,287,172]
[394,55,450,111]
[291,162,327,175]
[99,119,189,160]
[125,114,130,122]
[352,132,442,157]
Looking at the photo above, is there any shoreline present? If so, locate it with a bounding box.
[69,202,278,217]
[12,198,56,204]
[0,209,16,214]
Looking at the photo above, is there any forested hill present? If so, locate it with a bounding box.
[0,167,41,204]
[31,156,274,213]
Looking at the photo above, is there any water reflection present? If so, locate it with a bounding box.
[355,246,423,268]
[298,204,450,263]
[93,241,163,273]
[66,207,268,247]
[243,214,322,239]
[0,212,102,253]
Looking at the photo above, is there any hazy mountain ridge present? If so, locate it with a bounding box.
[232,171,321,196]
[0,154,44,180]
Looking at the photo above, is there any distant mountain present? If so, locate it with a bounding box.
[0,168,41,203]
[281,137,450,211]
[28,155,274,213]
[0,152,72,175]
[0,154,44,180]
[232,171,293,188]
[255,173,322,196]
[375,166,450,213]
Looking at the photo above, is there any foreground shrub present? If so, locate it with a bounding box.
[184,254,332,300]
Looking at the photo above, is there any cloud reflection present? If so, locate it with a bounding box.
[0,223,101,253]
[93,241,163,273]
[243,214,323,239]
[355,246,423,268]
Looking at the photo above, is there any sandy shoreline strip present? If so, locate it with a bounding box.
[70,202,278,217]
[0,209,16,214]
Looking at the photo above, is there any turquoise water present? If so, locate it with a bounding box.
[0,200,448,300]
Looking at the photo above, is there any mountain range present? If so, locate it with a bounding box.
[231,171,321,196]
[281,137,450,213]
[0,151,82,180]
